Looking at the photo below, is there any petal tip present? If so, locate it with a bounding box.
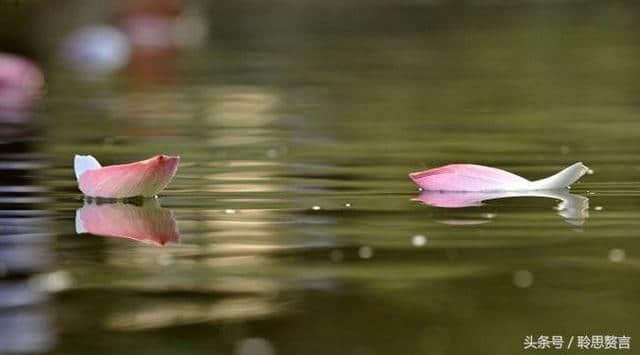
[408,169,432,181]
[74,154,101,180]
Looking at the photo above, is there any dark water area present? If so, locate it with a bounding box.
[2,2,640,354]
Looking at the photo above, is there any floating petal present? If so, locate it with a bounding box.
[409,162,588,192]
[76,199,179,245]
[75,154,179,198]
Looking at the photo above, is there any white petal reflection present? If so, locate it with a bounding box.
[414,189,589,225]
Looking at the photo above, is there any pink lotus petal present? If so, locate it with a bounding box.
[76,199,179,245]
[75,154,179,198]
[409,162,588,192]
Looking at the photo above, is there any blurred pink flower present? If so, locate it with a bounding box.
[0,53,44,122]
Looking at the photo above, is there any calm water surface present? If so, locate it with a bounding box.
[2,3,640,355]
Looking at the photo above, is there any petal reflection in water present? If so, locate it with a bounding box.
[75,198,179,245]
[413,189,589,225]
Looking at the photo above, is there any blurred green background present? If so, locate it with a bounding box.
[1,1,640,354]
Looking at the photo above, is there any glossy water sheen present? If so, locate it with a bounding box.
[2,3,640,355]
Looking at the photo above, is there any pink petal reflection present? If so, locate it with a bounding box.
[413,189,589,225]
[409,163,588,191]
[75,154,179,198]
[76,199,179,245]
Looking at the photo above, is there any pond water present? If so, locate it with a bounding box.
[2,3,640,355]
